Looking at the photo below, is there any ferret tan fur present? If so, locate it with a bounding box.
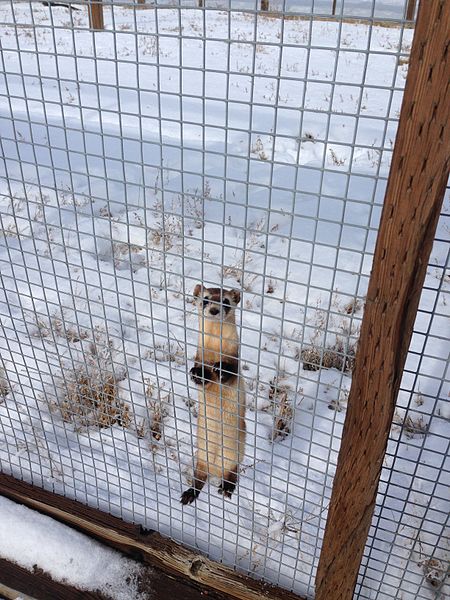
[180,284,246,504]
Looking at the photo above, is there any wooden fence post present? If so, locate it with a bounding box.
[88,0,104,30]
[315,1,450,598]
[406,0,417,20]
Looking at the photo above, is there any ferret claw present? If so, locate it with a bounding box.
[181,488,200,505]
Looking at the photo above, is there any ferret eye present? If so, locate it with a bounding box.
[223,298,230,306]
[203,297,209,307]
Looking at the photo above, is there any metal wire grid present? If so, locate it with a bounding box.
[355,199,450,600]
[0,1,445,598]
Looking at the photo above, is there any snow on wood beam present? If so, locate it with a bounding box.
[0,473,303,600]
[0,558,108,600]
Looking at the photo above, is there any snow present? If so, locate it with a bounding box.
[0,495,149,599]
[0,3,448,600]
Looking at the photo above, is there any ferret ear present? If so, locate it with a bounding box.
[230,289,241,305]
[193,284,204,298]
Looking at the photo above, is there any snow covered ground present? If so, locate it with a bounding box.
[0,3,448,599]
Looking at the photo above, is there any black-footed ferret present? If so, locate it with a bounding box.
[181,284,246,504]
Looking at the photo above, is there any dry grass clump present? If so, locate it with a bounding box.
[420,558,446,589]
[32,313,89,344]
[251,136,269,160]
[329,147,346,166]
[266,279,275,294]
[298,341,356,373]
[0,367,10,399]
[60,369,130,430]
[55,331,131,431]
[393,412,429,439]
[147,340,185,365]
[269,376,293,442]
[343,297,362,315]
[149,199,183,252]
[146,379,170,441]
[328,389,349,412]
[299,347,321,371]
[140,379,172,452]
[53,316,89,343]
[113,241,145,269]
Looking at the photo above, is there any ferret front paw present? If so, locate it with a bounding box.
[190,365,213,385]
[212,363,221,379]
[190,366,203,384]
[180,487,200,505]
[213,361,236,383]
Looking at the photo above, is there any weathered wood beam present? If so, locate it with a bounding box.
[0,473,303,600]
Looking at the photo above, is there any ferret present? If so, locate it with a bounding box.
[180,284,246,504]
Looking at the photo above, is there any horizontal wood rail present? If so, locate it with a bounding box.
[0,473,304,600]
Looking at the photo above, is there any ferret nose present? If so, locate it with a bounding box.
[209,307,219,315]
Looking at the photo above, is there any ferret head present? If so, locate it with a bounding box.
[193,284,241,321]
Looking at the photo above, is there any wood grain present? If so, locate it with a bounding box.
[0,558,110,600]
[88,0,104,30]
[316,1,450,598]
[406,0,417,20]
[0,473,302,600]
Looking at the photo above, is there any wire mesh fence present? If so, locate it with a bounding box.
[355,195,450,600]
[0,1,447,598]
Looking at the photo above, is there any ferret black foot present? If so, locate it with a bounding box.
[218,480,236,499]
[213,361,238,383]
[190,365,213,385]
[189,367,203,385]
[219,469,237,499]
[180,487,200,505]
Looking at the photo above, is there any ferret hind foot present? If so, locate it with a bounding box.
[218,480,236,499]
[180,487,200,505]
